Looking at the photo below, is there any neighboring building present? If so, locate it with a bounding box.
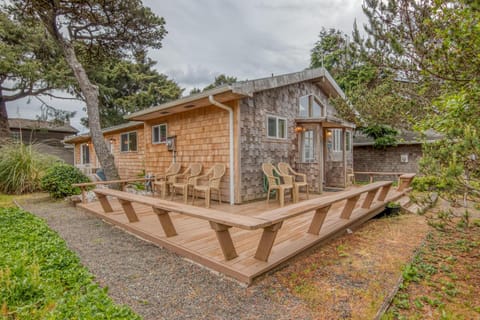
[64,67,355,204]
[8,118,78,164]
[353,130,442,181]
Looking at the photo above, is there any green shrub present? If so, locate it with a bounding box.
[41,163,90,199]
[0,143,59,194]
[0,207,140,319]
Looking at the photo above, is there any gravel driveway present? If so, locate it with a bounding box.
[17,196,311,320]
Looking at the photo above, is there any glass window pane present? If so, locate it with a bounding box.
[302,130,314,161]
[312,98,322,118]
[278,119,286,138]
[346,131,351,151]
[82,144,90,164]
[129,132,137,151]
[121,134,128,152]
[152,126,159,143]
[299,95,309,117]
[267,117,277,137]
[160,124,167,143]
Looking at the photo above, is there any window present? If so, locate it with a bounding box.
[302,130,315,162]
[332,129,343,152]
[345,131,352,152]
[81,143,90,164]
[298,94,325,118]
[120,131,137,152]
[267,116,287,139]
[152,124,167,144]
[10,131,21,141]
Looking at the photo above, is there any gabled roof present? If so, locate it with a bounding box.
[8,118,78,133]
[63,121,143,144]
[126,67,346,121]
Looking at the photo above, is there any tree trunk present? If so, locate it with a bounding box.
[0,88,11,142]
[60,42,120,182]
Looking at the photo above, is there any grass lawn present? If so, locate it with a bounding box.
[0,206,141,319]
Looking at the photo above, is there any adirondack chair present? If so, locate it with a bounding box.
[262,163,294,207]
[192,163,226,208]
[277,162,308,201]
[171,163,203,203]
[153,162,182,198]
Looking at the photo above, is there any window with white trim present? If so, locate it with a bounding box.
[298,94,325,118]
[120,131,137,152]
[332,129,343,152]
[302,129,315,162]
[152,124,167,144]
[81,143,90,164]
[267,115,287,139]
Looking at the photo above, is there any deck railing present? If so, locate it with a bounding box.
[88,174,415,263]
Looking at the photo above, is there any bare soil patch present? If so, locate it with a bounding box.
[264,212,429,319]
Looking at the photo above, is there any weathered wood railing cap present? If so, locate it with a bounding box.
[256,181,393,225]
[73,178,152,187]
[93,188,268,230]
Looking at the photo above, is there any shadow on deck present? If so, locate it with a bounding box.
[78,179,413,285]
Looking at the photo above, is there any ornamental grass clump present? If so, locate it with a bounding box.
[0,143,59,194]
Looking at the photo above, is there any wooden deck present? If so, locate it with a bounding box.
[78,183,410,285]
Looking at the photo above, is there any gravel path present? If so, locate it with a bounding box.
[17,196,311,320]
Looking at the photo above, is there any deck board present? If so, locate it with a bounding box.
[78,188,406,284]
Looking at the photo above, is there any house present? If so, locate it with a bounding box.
[65,67,355,204]
[353,130,442,181]
[9,118,78,164]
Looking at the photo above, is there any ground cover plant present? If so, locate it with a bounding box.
[0,207,141,319]
[384,204,480,319]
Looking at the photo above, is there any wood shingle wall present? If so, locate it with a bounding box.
[144,105,231,201]
[238,82,336,202]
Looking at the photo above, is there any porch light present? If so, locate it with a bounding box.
[326,130,332,137]
[109,138,116,144]
[295,125,306,134]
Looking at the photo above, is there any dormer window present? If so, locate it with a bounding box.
[299,94,325,118]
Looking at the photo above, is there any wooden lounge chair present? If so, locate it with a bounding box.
[153,162,181,198]
[171,163,203,203]
[192,163,226,208]
[277,162,308,201]
[262,163,294,207]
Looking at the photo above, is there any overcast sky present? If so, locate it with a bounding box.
[7,0,366,132]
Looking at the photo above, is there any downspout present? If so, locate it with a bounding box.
[209,95,235,205]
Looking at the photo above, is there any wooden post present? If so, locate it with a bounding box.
[308,206,331,235]
[254,222,283,262]
[118,199,139,222]
[153,208,177,237]
[96,194,113,213]
[209,222,238,260]
[340,195,360,219]
[362,188,379,209]
[81,187,86,203]
[377,184,392,201]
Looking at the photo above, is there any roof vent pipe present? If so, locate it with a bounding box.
[208,95,235,205]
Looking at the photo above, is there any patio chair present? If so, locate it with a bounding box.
[346,167,355,186]
[262,163,294,207]
[171,163,203,203]
[192,163,226,208]
[277,162,309,201]
[153,162,182,198]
